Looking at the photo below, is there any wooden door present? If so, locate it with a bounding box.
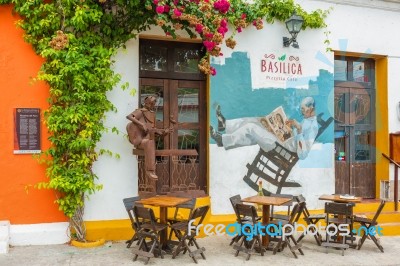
[334,57,376,198]
[137,39,207,193]
[139,78,207,192]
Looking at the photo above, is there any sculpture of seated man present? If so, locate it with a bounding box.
[126,95,169,180]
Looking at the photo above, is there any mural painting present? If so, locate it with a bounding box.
[209,51,334,204]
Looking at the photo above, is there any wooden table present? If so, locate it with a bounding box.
[241,195,292,247]
[137,195,191,249]
[318,194,362,203]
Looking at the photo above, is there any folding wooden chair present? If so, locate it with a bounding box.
[132,206,168,265]
[171,205,209,263]
[295,194,325,245]
[270,193,294,222]
[271,202,305,258]
[233,203,264,261]
[167,192,196,243]
[321,202,353,256]
[354,200,385,252]
[123,196,142,248]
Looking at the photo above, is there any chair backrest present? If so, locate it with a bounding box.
[295,194,312,217]
[167,191,196,220]
[133,206,158,230]
[288,202,305,224]
[325,202,353,216]
[371,200,386,223]
[235,203,259,224]
[189,205,210,226]
[123,196,141,211]
[123,197,142,229]
[229,195,242,221]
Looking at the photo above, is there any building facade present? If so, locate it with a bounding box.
[1,0,400,245]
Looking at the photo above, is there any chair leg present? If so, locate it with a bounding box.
[273,238,283,255]
[290,235,303,255]
[358,234,368,250]
[230,234,240,246]
[191,237,206,260]
[246,239,257,261]
[370,235,384,253]
[133,238,145,261]
[286,239,298,259]
[235,237,245,257]
[296,232,306,243]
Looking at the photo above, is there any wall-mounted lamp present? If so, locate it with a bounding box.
[283,12,304,48]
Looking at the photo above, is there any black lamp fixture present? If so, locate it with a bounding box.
[283,11,304,48]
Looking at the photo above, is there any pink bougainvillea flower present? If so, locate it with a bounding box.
[153,0,159,5]
[213,0,230,14]
[205,33,214,39]
[173,8,182,17]
[237,27,242,33]
[166,32,171,36]
[164,5,170,12]
[241,13,246,19]
[195,24,203,33]
[210,67,216,76]
[220,19,227,27]
[156,5,165,13]
[203,40,216,51]
[173,0,179,5]
[217,26,228,36]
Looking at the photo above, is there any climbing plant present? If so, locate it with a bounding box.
[0,0,328,241]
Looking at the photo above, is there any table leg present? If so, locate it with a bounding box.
[159,206,168,246]
[262,205,270,247]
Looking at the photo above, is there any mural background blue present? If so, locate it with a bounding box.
[210,52,334,144]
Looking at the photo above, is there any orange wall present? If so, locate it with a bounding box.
[0,5,67,224]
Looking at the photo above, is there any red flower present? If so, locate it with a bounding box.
[213,0,230,14]
[210,67,216,76]
[220,19,227,27]
[156,5,165,13]
[203,40,216,51]
[173,8,182,17]
[195,24,203,34]
[237,27,242,33]
[217,26,228,36]
[164,5,170,12]
[205,33,214,39]
[153,0,159,4]
[241,13,246,19]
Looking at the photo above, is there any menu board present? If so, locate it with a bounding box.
[14,108,41,154]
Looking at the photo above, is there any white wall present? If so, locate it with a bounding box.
[85,0,400,221]
[84,38,140,221]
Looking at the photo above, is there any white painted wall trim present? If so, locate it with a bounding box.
[0,221,10,253]
[9,222,70,246]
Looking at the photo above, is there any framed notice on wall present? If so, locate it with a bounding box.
[13,108,41,154]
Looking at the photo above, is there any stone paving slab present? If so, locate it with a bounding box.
[0,235,400,266]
